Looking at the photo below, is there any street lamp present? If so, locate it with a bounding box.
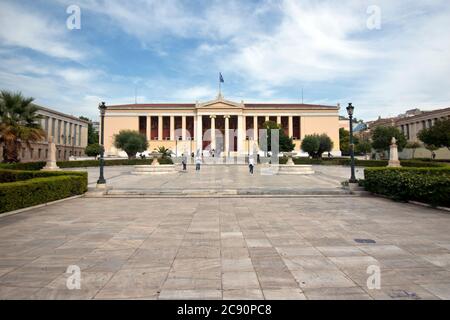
[346,103,357,183]
[97,102,107,187]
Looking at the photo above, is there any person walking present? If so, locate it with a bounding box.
[249,156,255,174]
[181,153,187,171]
[195,155,202,171]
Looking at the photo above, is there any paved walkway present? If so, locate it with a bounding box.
[1,196,450,299]
[75,165,366,194]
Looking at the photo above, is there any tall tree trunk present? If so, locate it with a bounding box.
[3,140,20,163]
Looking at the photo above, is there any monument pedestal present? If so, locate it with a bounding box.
[388,137,402,168]
[274,164,315,175]
[41,137,61,171]
[131,165,176,175]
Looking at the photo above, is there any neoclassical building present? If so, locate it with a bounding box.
[0,105,89,162]
[103,95,341,157]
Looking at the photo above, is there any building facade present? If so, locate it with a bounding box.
[103,96,341,157]
[1,105,90,162]
[366,107,450,159]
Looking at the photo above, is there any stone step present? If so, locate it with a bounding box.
[104,187,352,197]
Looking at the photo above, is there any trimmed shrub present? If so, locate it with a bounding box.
[0,158,174,171]
[0,162,46,171]
[0,170,87,213]
[363,167,450,207]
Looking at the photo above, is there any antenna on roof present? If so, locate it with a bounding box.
[301,87,304,104]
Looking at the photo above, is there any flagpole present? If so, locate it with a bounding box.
[219,72,221,97]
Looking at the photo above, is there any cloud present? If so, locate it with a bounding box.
[1,0,450,121]
[0,1,85,61]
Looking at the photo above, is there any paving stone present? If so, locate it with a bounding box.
[223,289,264,300]
[159,289,222,300]
[303,286,372,300]
[222,272,260,290]
[2,188,450,300]
[263,288,306,300]
[420,282,450,299]
[291,269,356,289]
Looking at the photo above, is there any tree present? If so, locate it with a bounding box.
[113,130,148,159]
[418,119,450,151]
[80,116,98,145]
[301,134,333,158]
[371,126,407,153]
[262,121,295,153]
[85,143,104,158]
[405,141,421,159]
[0,90,46,163]
[317,133,334,157]
[424,144,439,159]
[356,140,372,156]
[339,128,359,155]
[301,135,320,158]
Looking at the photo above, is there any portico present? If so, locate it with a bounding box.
[103,95,341,157]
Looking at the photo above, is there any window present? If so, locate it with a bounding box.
[139,116,147,136]
[45,149,48,159]
[57,120,62,143]
[163,116,170,140]
[186,116,194,140]
[150,116,158,140]
[293,117,301,140]
[38,149,42,159]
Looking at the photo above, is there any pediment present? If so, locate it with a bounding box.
[196,96,244,109]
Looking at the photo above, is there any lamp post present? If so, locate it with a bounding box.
[97,102,107,187]
[346,103,357,183]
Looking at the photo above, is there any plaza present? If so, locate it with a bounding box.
[0,166,449,300]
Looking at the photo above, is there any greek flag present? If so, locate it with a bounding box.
[219,73,224,83]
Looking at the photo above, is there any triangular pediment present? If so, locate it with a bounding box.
[196,95,244,109]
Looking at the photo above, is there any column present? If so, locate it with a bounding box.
[237,115,244,154]
[224,115,230,154]
[277,116,281,125]
[196,114,203,153]
[158,116,163,141]
[170,116,175,140]
[253,116,258,141]
[288,116,293,138]
[210,115,216,150]
[265,116,269,122]
[182,116,187,140]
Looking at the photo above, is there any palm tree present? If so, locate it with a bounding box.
[154,146,172,158]
[0,90,46,163]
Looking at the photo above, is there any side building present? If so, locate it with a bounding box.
[102,96,341,158]
[366,107,450,159]
[1,105,89,162]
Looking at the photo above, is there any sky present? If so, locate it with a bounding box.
[0,0,449,121]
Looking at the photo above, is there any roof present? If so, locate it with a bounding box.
[35,104,90,124]
[107,102,339,110]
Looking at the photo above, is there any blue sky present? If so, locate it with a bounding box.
[0,0,449,121]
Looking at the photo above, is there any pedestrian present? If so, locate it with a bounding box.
[249,156,255,174]
[432,151,436,160]
[195,155,202,171]
[181,153,187,171]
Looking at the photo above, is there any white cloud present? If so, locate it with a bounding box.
[0,1,85,61]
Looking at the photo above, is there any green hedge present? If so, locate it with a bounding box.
[363,167,450,207]
[0,158,174,170]
[281,157,447,168]
[0,170,88,214]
